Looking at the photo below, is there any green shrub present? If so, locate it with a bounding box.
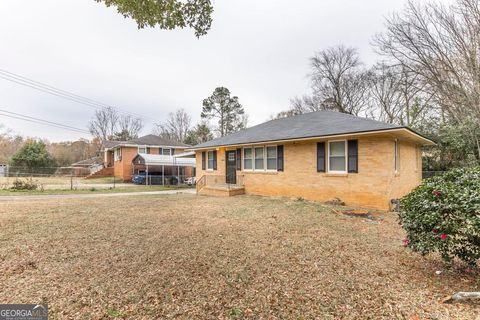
[399,167,480,266]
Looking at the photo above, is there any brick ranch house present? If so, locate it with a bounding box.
[93,135,195,183]
[190,111,435,210]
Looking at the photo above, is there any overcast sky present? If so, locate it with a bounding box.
[0,0,419,142]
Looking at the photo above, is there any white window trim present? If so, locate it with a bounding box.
[266,145,278,172]
[138,146,147,154]
[243,147,253,171]
[253,146,265,171]
[114,148,122,161]
[327,140,348,174]
[162,148,172,156]
[206,150,214,171]
[242,145,278,172]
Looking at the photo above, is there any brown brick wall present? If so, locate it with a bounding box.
[113,146,193,181]
[113,147,138,181]
[195,134,422,210]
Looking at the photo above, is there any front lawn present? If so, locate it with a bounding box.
[0,195,477,319]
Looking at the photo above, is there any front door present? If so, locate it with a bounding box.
[225,150,236,184]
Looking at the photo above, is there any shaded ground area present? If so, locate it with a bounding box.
[0,188,195,201]
[0,195,478,319]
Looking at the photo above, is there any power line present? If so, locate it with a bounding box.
[0,69,154,121]
[0,109,90,134]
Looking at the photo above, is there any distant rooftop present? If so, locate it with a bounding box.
[104,134,190,149]
[72,156,102,166]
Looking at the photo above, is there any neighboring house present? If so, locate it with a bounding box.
[190,110,435,210]
[102,134,195,182]
[71,157,103,176]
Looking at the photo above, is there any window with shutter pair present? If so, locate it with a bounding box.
[201,150,217,170]
[317,140,358,173]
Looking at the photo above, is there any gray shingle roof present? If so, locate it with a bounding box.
[192,110,410,149]
[103,135,190,149]
[125,134,190,147]
[103,140,123,149]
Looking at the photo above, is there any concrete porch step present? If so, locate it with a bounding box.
[198,184,245,197]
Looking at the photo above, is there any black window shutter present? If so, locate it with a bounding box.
[317,142,325,172]
[213,150,217,170]
[201,152,206,170]
[171,148,175,155]
[236,149,241,170]
[277,145,284,172]
[147,147,151,154]
[348,140,358,173]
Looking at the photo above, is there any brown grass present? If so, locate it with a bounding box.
[0,176,117,185]
[0,195,478,319]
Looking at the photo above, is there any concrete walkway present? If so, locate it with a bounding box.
[0,189,196,201]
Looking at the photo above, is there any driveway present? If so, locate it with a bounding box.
[0,189,196,201]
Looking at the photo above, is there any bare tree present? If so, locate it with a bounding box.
[153,108,192,143]
[369,63,432,127]
[375,0,480,122]
[375,0,480,160]
[88,107,119,143]
[368,63,403,123]
[310,46,371,116]
[115,115,143,140]
[88,107,143,143]
[0,125,24,164]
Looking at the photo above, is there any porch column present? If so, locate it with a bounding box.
[146,165,149,186]
[162,165,165,185]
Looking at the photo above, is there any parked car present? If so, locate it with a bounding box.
[185,177,196,186]
[132,173,179,185]
[132,172,147,185]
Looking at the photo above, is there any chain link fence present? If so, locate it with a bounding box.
[0,166,121,191]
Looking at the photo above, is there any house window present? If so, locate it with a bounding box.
[138,146,147,154]
[162,148,172,156]
[328,141,347,173]
[207,151,214,170]
[266,146,277,171]
[254,147,264,170]
[243,148,253,170]
[114,148,122,161]
[394,139,400,172]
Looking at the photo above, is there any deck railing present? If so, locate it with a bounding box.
[196,174,245,193]
[196,175,206,193]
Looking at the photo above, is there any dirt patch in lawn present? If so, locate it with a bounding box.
[0,195,478,319]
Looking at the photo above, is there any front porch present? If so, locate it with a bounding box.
[196,174,245,197]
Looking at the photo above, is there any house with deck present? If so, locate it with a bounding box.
[190,111,434,210]
[93,135,195,183]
